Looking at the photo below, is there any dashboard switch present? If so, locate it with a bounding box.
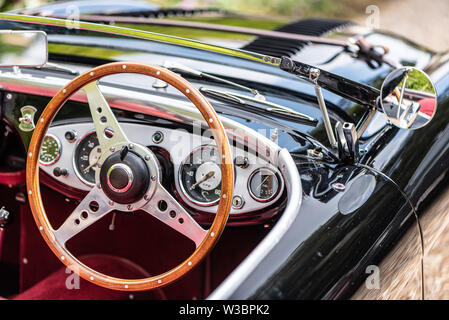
[53,167,68,177]
[232,195,245,209]
[235,156,249,169]
[64,130,77,142]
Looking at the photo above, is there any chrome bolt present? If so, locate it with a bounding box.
[127,204,133,211]
[108,200,114,206]
[331,182,346,192]
[151,176,156,181]
[144,195,150,201]
[152,131,164,144]
[6,93,12,100]
[145,155,151,161]
[97,184,102,189]
[109,147,115,153]
[128,143,134,149]
[97,163,102,168]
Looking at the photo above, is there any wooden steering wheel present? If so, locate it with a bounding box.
[26,62,234,291]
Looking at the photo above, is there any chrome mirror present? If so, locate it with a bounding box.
[0,30,48,67]
[380,67,437,129]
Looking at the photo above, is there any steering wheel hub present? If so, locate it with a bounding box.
[100,150,150,204]
[107,163,133,193]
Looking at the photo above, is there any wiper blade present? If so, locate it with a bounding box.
[200,87,318,127]
[162,61,317,125]
[34,62,79,75]
[162,60,265,99]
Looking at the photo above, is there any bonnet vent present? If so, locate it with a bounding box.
[241,18,352,57]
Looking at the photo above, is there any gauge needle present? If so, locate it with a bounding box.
[256,176,270,192]
[189,171,215,190]
[83,156,101,173]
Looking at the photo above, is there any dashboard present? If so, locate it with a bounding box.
[39,121,285,219]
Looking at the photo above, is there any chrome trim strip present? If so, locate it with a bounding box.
[0,13,281,66]
[208,148,302,299]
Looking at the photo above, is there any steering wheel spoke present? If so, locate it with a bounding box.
[54,187,113,246]
[83,81,129,150]
[141,184,207,248]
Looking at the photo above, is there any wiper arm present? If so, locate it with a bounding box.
[200,87,318,127]
[162,61,265,100]
[34,62,79,75]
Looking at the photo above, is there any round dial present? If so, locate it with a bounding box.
[39,134,61,166]
[179,146,222,206]
[248,168,280,202]
[74,131,101,186]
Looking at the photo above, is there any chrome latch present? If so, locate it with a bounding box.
[18,106,37,132]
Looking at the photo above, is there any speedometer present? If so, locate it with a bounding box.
[179,146,222,206]
[73,131,101,186]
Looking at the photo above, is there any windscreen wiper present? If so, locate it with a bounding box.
[200,87,318,127]
[162,60,265,100]
[34,62,79,75]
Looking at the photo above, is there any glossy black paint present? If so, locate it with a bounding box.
[224,162,419,299]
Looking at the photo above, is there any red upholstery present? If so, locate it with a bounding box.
[418,97,436,117]
[12,254,166,300]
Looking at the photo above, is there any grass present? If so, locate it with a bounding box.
[398,69,436,94]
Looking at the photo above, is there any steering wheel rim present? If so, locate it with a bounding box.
[26,62,234,291]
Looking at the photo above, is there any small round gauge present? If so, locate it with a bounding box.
[248,168,280,202]
[179,146,222,206]
[39,134,61,166]
[73,131,102,186]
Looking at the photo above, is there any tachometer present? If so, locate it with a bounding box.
[179,146,222,206]
[73,131,101,186]
[39,134,61,166]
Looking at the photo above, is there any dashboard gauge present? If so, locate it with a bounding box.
[179,146,222,206]
[39,134,61,166]
[73,131,102,186]
[248,168,280,202]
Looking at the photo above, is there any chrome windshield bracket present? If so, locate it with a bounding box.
[310,68,337,148]
[335,121,359,163]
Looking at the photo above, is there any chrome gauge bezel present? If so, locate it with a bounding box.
[248,167,281,203]
[39,133,62,166]
[178,145,223,207]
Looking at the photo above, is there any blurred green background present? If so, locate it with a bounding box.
[0,0,375,19]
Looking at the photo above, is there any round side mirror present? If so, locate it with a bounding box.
[380,67,437,129]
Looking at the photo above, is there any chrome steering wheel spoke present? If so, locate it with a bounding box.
[83,81,130,151]
[141,183,207,248]
[54,187,113,246]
